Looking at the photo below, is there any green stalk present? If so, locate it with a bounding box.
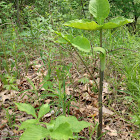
[97,29,104,140]
[1,35,9,74]
[13,42,19,78]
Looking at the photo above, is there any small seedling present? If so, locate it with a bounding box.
[3,107,16,128]
[0,74,18,91]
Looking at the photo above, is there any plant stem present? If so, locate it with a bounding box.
[71,45,99,91]
[1,35,9,74]
[97,29,104,140]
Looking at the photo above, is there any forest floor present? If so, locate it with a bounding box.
[0,51,138,140]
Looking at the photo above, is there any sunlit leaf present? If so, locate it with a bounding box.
[54,116,91,133]
[89,0,110,24]
[38,104,50,120]
[19,119,39,130]
[20,125,49,140]
[55,32,91,52]
[15,103,37,119]
[50,123,73,140]
[103,17,134,29]
[64,19,102,30]
[71,36,91,52]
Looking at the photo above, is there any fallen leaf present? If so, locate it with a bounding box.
[0,120,8,129]
[89,80,94,86]
[65,86,71,95]
[103,106,114,115]
[104,125,117,136]
[103,82,109,93]
[0,90,11,103]
[81,84,88,92]
[82,92,91,101]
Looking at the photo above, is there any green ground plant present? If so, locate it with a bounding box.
[15,102,91,140]
[0,74,18,91]
[0,0,139,140]
[104,28,140,138]
[3,107,16,128]
[55,0,133,139]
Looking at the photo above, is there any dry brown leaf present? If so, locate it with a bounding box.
[1,128,9,140]
[79,107,85,113]
[44,99,51,104]
[104,125,117,136]
[65,86,71,95]
[0,120,8,129]
[103,82,109,93]
[22,95,29,101]
[88,113,97,118]
[81,84,88,92]
[82,92,91,101]
[0,90,11,103]
[103,106,114,115]
[13,129,20,135]
[89,80,94,86]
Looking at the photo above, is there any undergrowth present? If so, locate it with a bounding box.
[0,1,140,139]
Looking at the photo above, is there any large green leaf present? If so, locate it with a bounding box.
[19,119,39,130]
[93,47,106,71]
[54,116,91,133]
[15,103,37,119]
[71,36,91,52]
[38,104,50,120]
[64,19,102,30]
[103,17,134,29]
[20,125,49,140]
[50,123,73,140]
[55,32,91,52]
[89,0,110,24]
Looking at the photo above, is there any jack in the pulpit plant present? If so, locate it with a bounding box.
[55,0,133,139]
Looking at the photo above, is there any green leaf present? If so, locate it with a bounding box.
[63,34,73,43]
[55,37,68,44]
[19,119,39,130]
[55,31,73,43]
[15,103,37,119]
[55,32,91,52]
[38,104,50,120]
[54,116,91,133]
[93,47,106,71]
[89,0,110,24]
[64,19,102,30]
[50,122,73,140]
[71,36,91,52]
[20,125,49,140]
[45,120,55,132]
[103,17,134,29]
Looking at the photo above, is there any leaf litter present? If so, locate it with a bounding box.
[0,53,138,140]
